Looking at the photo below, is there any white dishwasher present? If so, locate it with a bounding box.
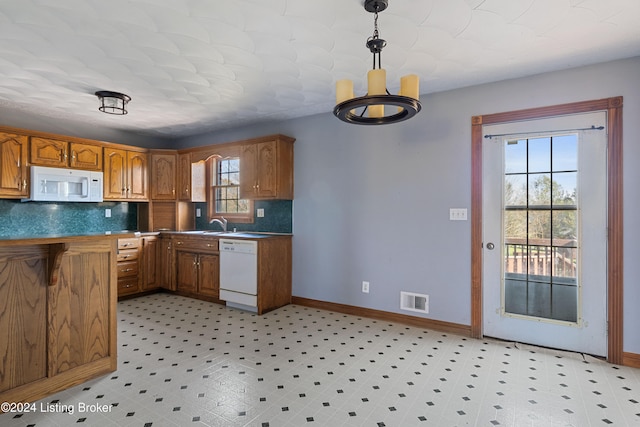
[219,239,258,311]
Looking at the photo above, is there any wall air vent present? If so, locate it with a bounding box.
[400,291,429,314]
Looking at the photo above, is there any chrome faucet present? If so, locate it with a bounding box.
[209,216,228,232]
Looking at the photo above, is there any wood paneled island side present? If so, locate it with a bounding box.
[0,234,120,406]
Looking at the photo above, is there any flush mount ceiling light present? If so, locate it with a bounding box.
[334,0,421,125]
[95,91,131,115]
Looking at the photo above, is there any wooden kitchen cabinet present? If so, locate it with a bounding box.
[158,235,176,291]
[240,135,294,200]
[116,237,141,297]
[104,148,148,200]
[30,137,102,170]
[178,152,192,200]
[0,132,29,198]
[174,235,220,300]
[150,151,177,200]
[141,235,159,291]
[0,237,117,404]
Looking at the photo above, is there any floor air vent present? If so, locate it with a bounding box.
[400,291,429,314]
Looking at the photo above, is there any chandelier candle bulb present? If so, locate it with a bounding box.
[399,74,419,112]
[400,74,419,100]
[336,79,354,104]
[368,68,386,118]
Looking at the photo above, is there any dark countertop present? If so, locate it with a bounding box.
[160,230,292,238]
[0,230,290,244]
[0,231,140,245]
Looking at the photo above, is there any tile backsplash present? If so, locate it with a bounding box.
[194,200,292,233]
[0,199,138,238]
[0,199,293,238]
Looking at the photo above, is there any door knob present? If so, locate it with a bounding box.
[486,242,495,250]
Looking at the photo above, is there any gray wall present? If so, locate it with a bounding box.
[178,57,640,355]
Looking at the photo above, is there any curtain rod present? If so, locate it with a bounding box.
[483,125,604,140]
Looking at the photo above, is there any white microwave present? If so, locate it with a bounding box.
[26,166,103,202]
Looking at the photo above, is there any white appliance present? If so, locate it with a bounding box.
[27,166,103,202]
[219,238,258,311]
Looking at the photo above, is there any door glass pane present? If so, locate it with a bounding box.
[528,137,551,173]
[552,135,578,171]
[502,135,578,323]
[504,175,527,206]
[505,139,527,173]
[528,174,551,206]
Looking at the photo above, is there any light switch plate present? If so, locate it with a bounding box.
[449,208,467,221]
[105,208,111,218]
[257,208,264,218]
[196,208,201,217]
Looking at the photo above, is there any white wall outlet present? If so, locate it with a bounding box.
[449,208,467,221]
[105,208,111,218]
[196,208,201,217]
[257,208,264,218]
[362,281,370,293]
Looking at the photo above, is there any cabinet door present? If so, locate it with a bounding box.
[178,152,191,200]
[50,241,112,375]
[30,137,67,167]
[198,253,219,297]
[70,142,102,170]
[158,237,175,290]
[176,251,198,293]
[0,246,48,392]
[151,153,176,200]
[127,151,148,200]
[255,140,278,198]
[103,148,127,199]
[239,143,258,198]
[141,236,159,290]
[0,133,28,197]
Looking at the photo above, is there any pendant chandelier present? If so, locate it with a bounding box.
[334,0,421,125]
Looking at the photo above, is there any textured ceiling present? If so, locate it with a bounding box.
[0,0,639,138]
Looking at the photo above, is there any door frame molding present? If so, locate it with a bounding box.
[471,97,623,364]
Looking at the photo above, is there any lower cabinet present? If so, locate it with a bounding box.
[121,233,292,314]
[174,236,220,300]
[116,237,140,297]
[141,235,159,291]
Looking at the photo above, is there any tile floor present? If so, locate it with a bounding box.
[2,293,639,427]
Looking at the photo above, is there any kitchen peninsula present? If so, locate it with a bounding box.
[0,233,124,405]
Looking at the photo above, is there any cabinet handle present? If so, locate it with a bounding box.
[122,243,131,247]
[71,151,76,161]
[176,241,183,245]
[63,151,68,161]
[22,180,27,190]
[122,268,133,272]
[206,243,212,248]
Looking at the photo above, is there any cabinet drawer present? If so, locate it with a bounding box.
[173,238,219,252]
[118,277,140,295]
[117,260,139,278]
[117,249,139,262]
[118,238,140,250]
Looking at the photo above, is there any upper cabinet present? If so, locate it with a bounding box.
[177,152,191,201]
[0,132,29,198]
[150,151,177,200]
[30,137,102,170]
[104,148,149,201]
[240,135,294,200]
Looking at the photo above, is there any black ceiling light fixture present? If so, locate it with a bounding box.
[95,91,131,115]
[334,0,421,125]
